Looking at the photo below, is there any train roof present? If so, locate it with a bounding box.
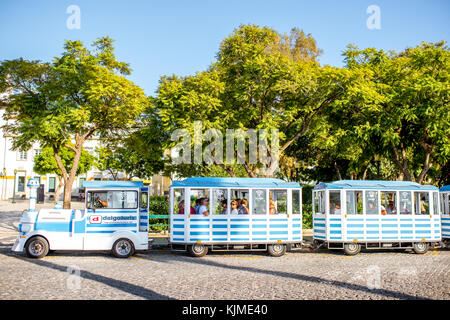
[170,177,301,189]
[83,181,144,189]
[440,185,450,192]
[314,180,437,191]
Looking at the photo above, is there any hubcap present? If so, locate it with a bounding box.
[116,240,131,256]
[348,243,358,251]
[192,244,205,253]
[30,240,44,256]
[416,243,426,250]
[272,244,283,252]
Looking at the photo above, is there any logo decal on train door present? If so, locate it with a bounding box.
[89,215,102,224]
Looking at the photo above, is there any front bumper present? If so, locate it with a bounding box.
[11,237,25,252]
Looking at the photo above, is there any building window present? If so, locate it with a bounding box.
[79,177,86,193]
[17,151,27,161]
[17,176,25,192]
[48,177,56,192]
[34,149,42,157]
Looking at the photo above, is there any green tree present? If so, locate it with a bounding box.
[155,25,359,178]
[0,37,148,208]
[337,41,450,183]
[34,147,94,201]
[95,108,167,180]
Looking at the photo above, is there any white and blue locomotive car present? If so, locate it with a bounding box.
[12,181,150,258]
[312,180,441,255]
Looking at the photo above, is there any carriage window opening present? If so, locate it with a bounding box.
[174,189,185,215]
[252,189,267,215]
[346,191,363,215]
[87,190,138,209]
[433,192,439,216]
[329,191,341,215]
[269,190,287,215]
[314,191,326,215]
[231,189,249,215]
[399,191,412,215]
[292,190,301,215]
[414,192,429,215]
[190,189,210,216]
[365,191,379,215]
[446,193,450,215]
[381,192,397,215]
[441,193,450,215]
[140,192,148,209]
[440,193,446,215]
[212,189,227,214]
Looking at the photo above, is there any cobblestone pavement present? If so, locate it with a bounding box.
[0,201,449,300]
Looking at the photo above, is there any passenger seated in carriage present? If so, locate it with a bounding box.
[238,198,249,215]
[220,199,227,214]
[198,198,210,216]
[178,200,195,215]
[230,200,239,214]
[269,200,277,215]
[387,200,396,215]
[193,198,202,214]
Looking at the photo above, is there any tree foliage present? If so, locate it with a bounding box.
[0,37,148,208]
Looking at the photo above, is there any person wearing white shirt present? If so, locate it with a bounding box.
[198,198,210,216]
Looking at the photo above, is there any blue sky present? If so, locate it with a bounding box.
[1,0,449,95]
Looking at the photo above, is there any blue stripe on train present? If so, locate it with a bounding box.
[190,232,210,236]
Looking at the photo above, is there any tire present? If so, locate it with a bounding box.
[25,236,49,259]
[187,244,208,257]
[343,243,361,256]
[413,242,428,254]
[112,238,135,258]
[267,244,287,257]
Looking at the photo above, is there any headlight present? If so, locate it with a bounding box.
[21,224,31,233]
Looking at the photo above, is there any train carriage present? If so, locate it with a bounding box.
[439,185,450,246]
[169,177,303,257]
[312,180,441,255]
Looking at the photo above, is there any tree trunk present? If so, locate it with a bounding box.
[391,143,413,181]
[334,161,342,180]
[63,148,82,209]
[416,152,432,184]
[54,176,63,203]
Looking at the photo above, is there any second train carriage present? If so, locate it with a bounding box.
[169,177,303,257]
[312,180,441,255]
[439,185,450,246]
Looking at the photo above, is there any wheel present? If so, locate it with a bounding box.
[187,244,208,257]
[25,236,49,259]
[267,244,286,257]
[112,238,135,258]
[343,243,361,256]
[413,242,428,254]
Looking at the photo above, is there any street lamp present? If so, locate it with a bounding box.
[12,169,17,203]
[2,168,5,201]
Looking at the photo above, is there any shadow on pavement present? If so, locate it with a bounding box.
[1,250,175,300]
[155,252,431,300]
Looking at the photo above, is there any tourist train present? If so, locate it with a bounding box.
[11,177,448,258]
